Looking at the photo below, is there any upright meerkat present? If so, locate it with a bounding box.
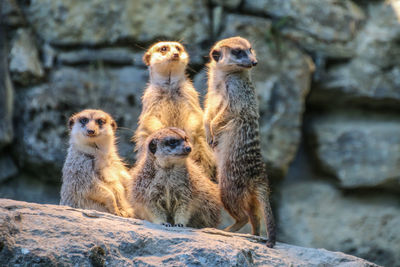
[60,109,133,217]
[134,41,216,181]
[204,37,276,247]
[130,127,221,228]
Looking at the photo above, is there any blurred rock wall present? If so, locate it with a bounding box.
[1,0,399,266]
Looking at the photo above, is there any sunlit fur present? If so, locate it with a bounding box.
[135,41,217,181]
[60,109,133,217]
[130,127,221,228]
[204,36,276,248]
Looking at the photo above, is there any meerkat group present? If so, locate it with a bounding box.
[60,37,276,248]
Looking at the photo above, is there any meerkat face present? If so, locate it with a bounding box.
[209,36,257,72]
[68,109,117,147]
[147,127,192,167]
[143,41,189,77]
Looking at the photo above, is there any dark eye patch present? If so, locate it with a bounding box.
[176,46,181,52]
[96,119,106,126]
[165,138,180,147]
[79,117,88,125]
[231,49,246,58]
[160,46,168,52]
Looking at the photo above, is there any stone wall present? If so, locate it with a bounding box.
[1,0,399,266]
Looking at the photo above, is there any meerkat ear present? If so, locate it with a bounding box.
[143,52,151,66]
[68,116,75,130]
[210,48,221,62]
[110,120,117,132]
[149,139,157,154]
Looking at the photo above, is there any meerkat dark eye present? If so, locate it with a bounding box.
[160,46,168,52]
[166,139,180,147]
[232,49,245,58]
[176,46,181,52]
[96,119,106,126]
[79,117,88,125]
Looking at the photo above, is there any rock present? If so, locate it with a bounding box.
[14,66,147,180]
[0,198,378,266]
[9,29,44,86]
[218,14,314,177]
[0,20,13,148]
[58,48,139,66]
[41,43,56,69]
[243,0,365,58]
[21,0,210,46]
[0,155,18,182]
[211,0,242,9]
[308,111,400,188]
[2,0,25,27]
[278,180,400,267]
[309,2,400,108]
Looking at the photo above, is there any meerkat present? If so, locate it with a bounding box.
[130,127,221,228]
[204,36,276,247]
[60,109,133,218]
[134,41,216,181]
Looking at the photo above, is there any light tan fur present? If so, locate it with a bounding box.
[204,37,276,247]
[60,109,133,217]
[130,127,221,228]
[134,41,216,181]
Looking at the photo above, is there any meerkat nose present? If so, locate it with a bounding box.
[252,60,258,66]
[173,53,179,58]
[87,129,95,135]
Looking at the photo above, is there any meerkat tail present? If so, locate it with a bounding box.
[257,186,276,248]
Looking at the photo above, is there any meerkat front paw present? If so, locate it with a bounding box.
[162,222,173,227]
[120,207,134,218]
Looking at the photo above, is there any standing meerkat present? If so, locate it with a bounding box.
[204,36,276,247]
[60,109,133,217]
[130,127,221,228]
[134,41,216,181]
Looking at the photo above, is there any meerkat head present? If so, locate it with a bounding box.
[209,36,257,72]
[146,127,192,168]
[143,41,189,80]
[68,109,117,153]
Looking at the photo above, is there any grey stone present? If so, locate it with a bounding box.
[58,48,138,66]
[310,2,400,108]
[0,155,18,182]
[2,0,25,27]
[211,0,242,9]
[22,0,210,46]
[0,198,379,266]
[218,14,314,177]
[0,18,13,148]
[42,43,56,69]
[309,111,400,188]
[278,180,400,267]
[9,29,44,86]
[14,66,147,180]
[243,0,365,58]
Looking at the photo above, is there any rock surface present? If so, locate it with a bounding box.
[219,14,314,177]
[9,29,44,86]
[310,2,400,108]
[308,111,400,188]
[278,181,399,267]
[0,199,379,266]
[13,66,147,179]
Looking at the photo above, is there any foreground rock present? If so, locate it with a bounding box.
[278,181,399,267]
[308,111,400,189]
[0,199,378,266]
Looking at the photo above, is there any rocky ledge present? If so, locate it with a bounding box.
[0,199,378,266]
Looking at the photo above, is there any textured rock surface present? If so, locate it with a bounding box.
[21,0,210,46]
[0,20,13,148]
[278,181,399,267]
[0,155,18,182]
[13,67,147,179]
[309,111,400,188]
[243,0,365,58]
[9,29,44,85]
[310,2,400,108]
[0,199,378,267]
[219,14,314,177]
